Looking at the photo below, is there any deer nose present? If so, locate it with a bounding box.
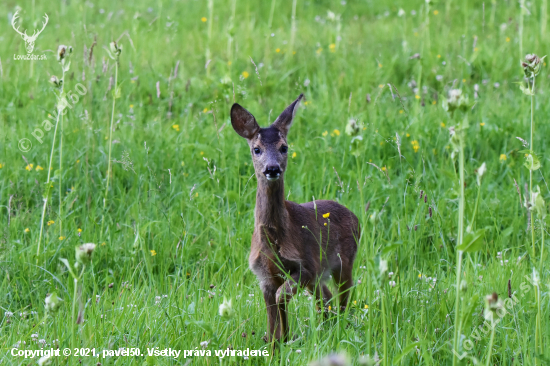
[264,165,281,181]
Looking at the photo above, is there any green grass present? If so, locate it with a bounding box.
[1,0,549,365]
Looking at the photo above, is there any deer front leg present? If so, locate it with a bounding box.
[262,285,281,343]
[275,269,314,342]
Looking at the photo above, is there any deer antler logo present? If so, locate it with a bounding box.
[11,10,48,54]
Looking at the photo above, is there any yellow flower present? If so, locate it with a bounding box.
[506,37,510,42]
[324,223,327,226]
[378,84,384,88]
[322,130,328,137]
[353,300,357,305]
[437,54,441,58]
[304,101,310,106]
[462,78,466,83]
[195,192,199,197]
[406,133,410,137]
[201,17,207,22]
[76,159,80,163]
[328,306,332,311]
[101,242,106,246]
[47,220,55,226]
[432,100,436,105]
[415,95,420,100]
[203,108,208,113]
[364,305,368,309]
[378,63,382,68]
[242,71,249,78]
[0,163,3,168]
[440,122,446,128]
[323,213,330,218]
[24,228,30,233]
[480,122,485,126]
[382,166,387,171]
[25,164,34,171]
[474,47,479,52]
[329,43,336,52]
[292,152,297,158]
[77,228,82,233]
[500,154,507,161]
[130,104,134,109]
[418,273,422,278]
[200,151,204,155]
[399,110,404,114]
[276,48,281,53]
[172,124,180,131]
[433,10,439,15]
[35,165,44,171]
[333,129,340,136]
[411,140,419,153]
[227,61,232,66]
[316,48,322,54]
[59,236,65,240]
[150,250,157,256]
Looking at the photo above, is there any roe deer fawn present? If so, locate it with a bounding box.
[230,94,360,343]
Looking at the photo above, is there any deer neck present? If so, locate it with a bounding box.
[255,177,288,231]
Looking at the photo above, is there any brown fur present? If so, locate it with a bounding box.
[231,94,360,343]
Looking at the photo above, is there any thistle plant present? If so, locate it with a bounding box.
[36,45,73,262]
[100,42,122,242]
[444,89,485,365]
[59,243,96,348]
[483,292,504,366]
[520,53,545,258]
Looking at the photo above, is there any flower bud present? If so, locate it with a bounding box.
[442,89,469,113]
[110,41,122,58]
[345,119,360,136]
[57,45,68,62]
[219,297,234,319]
[522,54,545,78]
[49,75,61,88]
[75,243,96,265]
[38,355,53,366]
[476,162,486,186]
[484,292,504,322]
[45,293,63,314]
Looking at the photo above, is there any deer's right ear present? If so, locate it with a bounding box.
[231,104,260,139]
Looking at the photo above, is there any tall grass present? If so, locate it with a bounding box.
[1,1,549,365]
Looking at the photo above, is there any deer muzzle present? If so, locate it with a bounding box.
[263,166,281,181]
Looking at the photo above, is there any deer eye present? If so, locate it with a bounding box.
[280,146,288,154]
[253,147,261,155]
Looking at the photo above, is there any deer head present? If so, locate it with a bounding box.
[231,94,303,183]
[12,11,48,54]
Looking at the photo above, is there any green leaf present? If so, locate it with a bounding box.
[461,294,480,330]
[382,243,402,255]
[393,342,424,364]
[59,258,77,279]
[457,229,485,252]
[519,84,534,96]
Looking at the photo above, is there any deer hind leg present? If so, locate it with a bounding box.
[275,269,314,342]
[308,282,333,317]
[332,259,354,311]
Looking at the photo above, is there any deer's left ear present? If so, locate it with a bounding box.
[271,94,303,135]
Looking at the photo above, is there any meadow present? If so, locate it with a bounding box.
[1,0,549,364]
